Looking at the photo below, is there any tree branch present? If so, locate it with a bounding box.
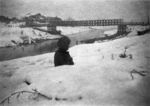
[0,89,52,105]
[130,69,149,80]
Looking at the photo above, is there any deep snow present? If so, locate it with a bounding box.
[0,26,150,106]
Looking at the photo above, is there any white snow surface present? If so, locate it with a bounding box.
[0,24,61,47]
[0,30,150,106]
[104,29,117,36]
[57,26,117,35]
[40,26,117,35]
[0,25,117,47]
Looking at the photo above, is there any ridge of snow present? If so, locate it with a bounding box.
[0,27,150,106]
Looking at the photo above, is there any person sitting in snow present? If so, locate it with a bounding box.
[54,36,74,67]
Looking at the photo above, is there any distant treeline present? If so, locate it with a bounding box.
[0,15,24,24]
[0,16,12,23]
[0,13,63,24]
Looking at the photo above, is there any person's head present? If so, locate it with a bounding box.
[57,36,71,50]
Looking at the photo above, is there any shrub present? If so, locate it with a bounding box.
[119,46,128,58]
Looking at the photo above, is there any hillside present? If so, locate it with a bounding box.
[0,29,150,106]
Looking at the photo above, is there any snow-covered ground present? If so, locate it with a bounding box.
[1,24,147,48]
[0,23,61,47]
[40,26,117,35]
[0,27,150,106]
[57,26,117,35]
[57,26,117,46]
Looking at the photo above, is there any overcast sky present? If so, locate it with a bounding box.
[0,0,149,22]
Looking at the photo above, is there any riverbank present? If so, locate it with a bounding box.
[0,25,146,61]
[0,25,116,61]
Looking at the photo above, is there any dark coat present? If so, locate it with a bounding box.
[54,48,74,67]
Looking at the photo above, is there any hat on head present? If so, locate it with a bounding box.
[57,36,71,50]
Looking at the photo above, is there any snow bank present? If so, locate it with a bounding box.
[0,27,61,47]
[0,30,150,106]
[104,29,117,36]
[0,25,117,47]
[57,26,117,35]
